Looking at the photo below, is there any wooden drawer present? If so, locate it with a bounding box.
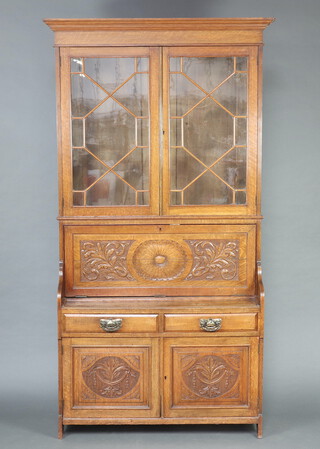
[62,314,158,334]
[164,313,258,333]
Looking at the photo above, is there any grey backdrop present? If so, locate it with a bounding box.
[1,1,319,448]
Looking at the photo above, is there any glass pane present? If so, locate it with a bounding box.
[113,148,149,191]
[170,74,205,116]
[72,148,107,190]
[137,191,149,205]
[86,171,136,206]
[212,147,247,189]
[183,97,233,166]
[170,57,181,72]
[235,191,246,204]
[85,58,135,93]
[170,191,182,205]
[236,57,247,71]
[184,171,233,205]
[85,98,135,165]
[71,74,106,118]
[213,73,247,116]
[73,192,84,206]
[137,58,148,72]
[170,118,182,147]
[170,148,205,190]
[72,119,83,147]
[183,57,234,93]
[113,73,149,116]
[71,56,150,207]
[136,118,149,146]
[169,56,248,206]
[71,58,83,73]
[235,118,247,146]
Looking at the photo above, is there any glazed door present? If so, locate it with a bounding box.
[163,337,259,417]
[62,338,160,418]
[162,46,259,216]
[60,47,160,216]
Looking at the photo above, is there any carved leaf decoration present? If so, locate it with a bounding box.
[82,356,140,398]
[185,240,239,281]
[81,240,135,281]
[182,355,239,399]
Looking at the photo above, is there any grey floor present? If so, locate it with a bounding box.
[1,393,319,449]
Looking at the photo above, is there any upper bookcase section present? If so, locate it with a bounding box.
[44,18,274,47]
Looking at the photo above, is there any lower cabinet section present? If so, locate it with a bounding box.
[62,338,160,418]
[163,337,259,417]
[62,336,259,421]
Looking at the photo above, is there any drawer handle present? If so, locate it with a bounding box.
[100,318,123,333]
[200,318,222,332]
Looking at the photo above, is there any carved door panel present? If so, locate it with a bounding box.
[62,338,160,418]
[163,337,259,417]
[65,224,255,296]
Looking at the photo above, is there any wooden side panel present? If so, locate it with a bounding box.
[63,337,160,418]
[64,224,256,296]
[163,337,259,417]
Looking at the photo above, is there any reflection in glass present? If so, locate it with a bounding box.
[113,74,149,116]
[113,148,149,190]
[213,73,247,116]
[71,58,83,73]
[170,74,205,116]
[71,74,106,117]
[136,118,149,146]
[170,191,182,206]
[235,191,246,204]
[235,118,247,146]
[183,97,233,166]
[72,148,107,191]
[236,57,247,71]
[170,57,181,72]
[170,148,205,190]
[212,147,247,189]
[137,58,148,72]
[72,119,83,147]
[73,191,84,206]
[85,58,134,92]
[85,98,135,165]
[184,171,232,205]
[170,119,182,147]
[183,57,234,93]
[137,191,149,205]
[86,171,136,206]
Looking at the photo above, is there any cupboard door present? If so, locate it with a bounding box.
[60,47,160,216]
[163,46,258,216]
[62,338,160,418]
[163,337,259,417]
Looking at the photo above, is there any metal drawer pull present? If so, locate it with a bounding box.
[200,318,222,332]
[100,318,123,333]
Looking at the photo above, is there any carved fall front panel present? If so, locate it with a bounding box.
[79,238,240,283]
[67,225,254,295]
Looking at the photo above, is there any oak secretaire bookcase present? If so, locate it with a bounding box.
[44,18,274,439]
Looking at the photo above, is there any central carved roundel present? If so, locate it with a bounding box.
[132,240,187,281]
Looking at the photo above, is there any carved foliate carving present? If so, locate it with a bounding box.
[82,356,140,399]
[81,240,135,281]
[181,354,239,399]
[185,240,239,281]
[132,240,188,281]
